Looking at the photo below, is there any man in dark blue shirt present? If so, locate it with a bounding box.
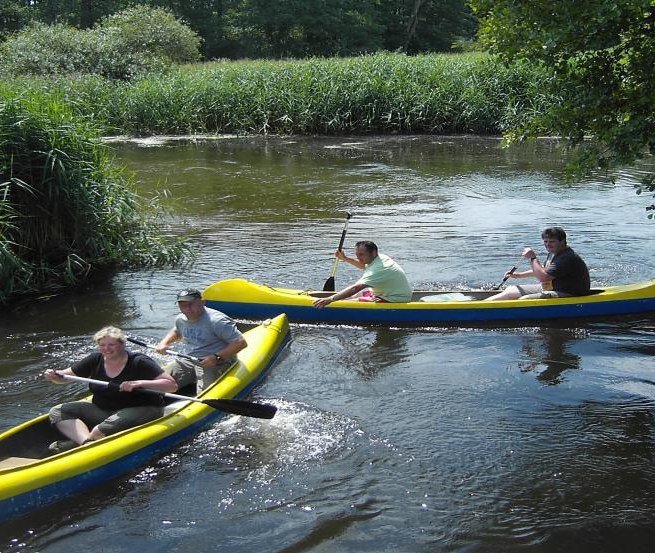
[485,227,590,301]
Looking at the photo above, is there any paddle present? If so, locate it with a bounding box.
[493,266,518,290]
[323,211,352,292]
[126,336,201,364]
[54,371,277,419]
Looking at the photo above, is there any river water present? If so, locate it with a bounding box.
[1,136,655,552]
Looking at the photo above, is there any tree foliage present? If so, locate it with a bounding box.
[0,0,477,60]
[470,0,655,216]
[98,5,202,65]
[0,0,31,40]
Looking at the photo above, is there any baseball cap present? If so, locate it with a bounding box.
[176,288,202,302]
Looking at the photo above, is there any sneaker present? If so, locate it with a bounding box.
[48,440,77,454]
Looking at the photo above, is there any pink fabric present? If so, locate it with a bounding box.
[357,290,389,303]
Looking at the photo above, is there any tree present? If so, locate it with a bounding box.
[230,0,384,58]
[470,0,655,217]
[377,0,477,54]
[0,0,32,40]
[147,0,226,59]
[98,5,202,65]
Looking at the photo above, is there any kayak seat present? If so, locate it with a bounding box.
[0,456,39,470]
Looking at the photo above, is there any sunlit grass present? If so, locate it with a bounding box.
[0,52,552,136]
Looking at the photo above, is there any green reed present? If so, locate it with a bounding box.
[0,52,552,136]
[0,98,190,304]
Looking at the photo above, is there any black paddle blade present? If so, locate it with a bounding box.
[322,276,336,292]
[202,398,277,419]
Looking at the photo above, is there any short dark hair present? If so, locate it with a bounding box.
[541,227,567,242]
[355,240,378,254]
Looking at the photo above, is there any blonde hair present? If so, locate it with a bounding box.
[93,326,126,344]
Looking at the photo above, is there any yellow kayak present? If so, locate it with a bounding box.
[203,278,655,326]
[0,313,290,523]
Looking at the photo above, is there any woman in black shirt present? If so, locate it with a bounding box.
[44,326,177,453]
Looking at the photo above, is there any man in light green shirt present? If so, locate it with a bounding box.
[314,241,412,307]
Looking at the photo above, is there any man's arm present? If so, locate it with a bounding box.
[199,335,247,369]
[336,249,365,270]
[527,257,553,284]
[155,328,182,354]
[519,248,553,284]
[313,283,366,308]
[216,336,247,360]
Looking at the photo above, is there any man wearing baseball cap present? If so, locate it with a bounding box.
[155,287,247,394]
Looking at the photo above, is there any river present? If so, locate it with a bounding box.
[1,136,655,552]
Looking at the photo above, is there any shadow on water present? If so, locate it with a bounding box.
[0,480,130,549]
[0,272,133,343]
[343,328,413,381]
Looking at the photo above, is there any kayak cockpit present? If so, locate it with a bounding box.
[307,288,606,303]
[0,417,60,465]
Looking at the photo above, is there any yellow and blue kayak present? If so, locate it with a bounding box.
[0,313,290,523]
[203,279,655,326]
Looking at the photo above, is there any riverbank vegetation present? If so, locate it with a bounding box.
[0,4,551,305]
[5,0,650,306]
[1,52,553,137]
[0,98,190,305]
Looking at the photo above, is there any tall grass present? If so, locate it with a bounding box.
[0,98,190,304]
[0,52,554,137]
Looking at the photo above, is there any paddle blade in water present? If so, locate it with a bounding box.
[202,398,277,419]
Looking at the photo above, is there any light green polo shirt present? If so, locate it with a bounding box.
[356,253,412,302]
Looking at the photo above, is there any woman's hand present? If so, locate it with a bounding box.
[44,369,67,383]
[119,380,141,392]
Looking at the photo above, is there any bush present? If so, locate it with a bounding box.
[0,22,92,76]
[97,5,202,65]
[0,6,201,79]
[0,97,190,304]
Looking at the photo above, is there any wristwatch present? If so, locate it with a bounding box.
[529,256,537,261]
[214,353,222,361]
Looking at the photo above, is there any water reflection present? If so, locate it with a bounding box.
[354,329,412,381]
[515,327,583,385]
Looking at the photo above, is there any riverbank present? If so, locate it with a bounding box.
[0,52,552,137]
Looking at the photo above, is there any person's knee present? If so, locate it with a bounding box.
[164,360,196,390]
[49,404,63,424]
[88,427,105,441]
[494,286,521,300]
[505,286,521,297]
[98,407,163,436]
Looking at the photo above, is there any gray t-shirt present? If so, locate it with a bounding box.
[174,307,243,357]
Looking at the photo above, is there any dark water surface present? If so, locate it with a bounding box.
[2,136,655,552]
